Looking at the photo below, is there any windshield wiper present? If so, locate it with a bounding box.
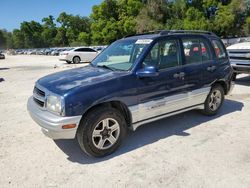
[96,65,116,71]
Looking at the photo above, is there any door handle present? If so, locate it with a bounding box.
[173,72,185,79]
[207,66,216,72]
[173,73,180,79]
[179,72,185,77]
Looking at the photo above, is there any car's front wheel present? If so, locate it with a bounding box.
[76,107,127,157]
[202,84,225,116]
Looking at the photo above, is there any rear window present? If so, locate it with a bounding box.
[212,40,227,60]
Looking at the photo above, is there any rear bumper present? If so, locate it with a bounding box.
[27,97,81,139]
[59,55,69,61]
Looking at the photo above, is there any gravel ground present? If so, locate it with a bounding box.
[0,55,250,188]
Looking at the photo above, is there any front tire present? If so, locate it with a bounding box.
[202,84,225,116]
[77,107,127,157]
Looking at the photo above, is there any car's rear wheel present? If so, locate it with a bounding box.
[202,84,224,116]
[76,107,127,157]
[73,56,81,64]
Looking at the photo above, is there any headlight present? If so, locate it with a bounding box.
[46,95,63,114]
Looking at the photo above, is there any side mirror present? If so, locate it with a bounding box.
[136,66,159,78]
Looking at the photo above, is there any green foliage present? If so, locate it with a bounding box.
[90,0,143,44]
[0,0,250,49]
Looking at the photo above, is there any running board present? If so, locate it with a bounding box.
[130,104,204,131]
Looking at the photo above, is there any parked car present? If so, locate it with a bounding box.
[28,30,234,157]
[59,47,99,64]
[227,42,250,80]
[0,51,5,59]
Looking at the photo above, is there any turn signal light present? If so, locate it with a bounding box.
[62,124,76,129]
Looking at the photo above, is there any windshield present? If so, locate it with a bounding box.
[91,39,150,71]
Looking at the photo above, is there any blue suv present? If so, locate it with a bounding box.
[28,30,234,157]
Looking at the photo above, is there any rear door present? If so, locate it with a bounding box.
[210,39,231,80]
[180,37,214,104]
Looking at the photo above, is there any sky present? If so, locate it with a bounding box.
[0,0,103,31]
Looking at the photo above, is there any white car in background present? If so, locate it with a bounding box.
[227,42,250,80]
[59,47,99,64]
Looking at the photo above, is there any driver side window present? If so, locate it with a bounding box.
[143,39,180,69]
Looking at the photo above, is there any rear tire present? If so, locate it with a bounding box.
[73,56,81,64]
[76,107,127,157]
[202,84,224,116]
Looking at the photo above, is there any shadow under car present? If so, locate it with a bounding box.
[54,98,243,164]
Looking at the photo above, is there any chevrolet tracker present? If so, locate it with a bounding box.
[28,30,234,157]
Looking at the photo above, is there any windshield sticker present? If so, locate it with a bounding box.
[135,39,153,44]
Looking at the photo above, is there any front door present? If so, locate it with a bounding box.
[133,38,188,123]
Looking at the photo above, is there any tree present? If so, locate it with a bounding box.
[90,0,143,44]
[0,30,6,49]
[41,15,57,47]
[20,21,44,48]
[57,12,91,46]
[12,29,25,49]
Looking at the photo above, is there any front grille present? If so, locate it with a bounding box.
[34,86,45,97]
[228,50,250,62]
[33,85,46,108]
[230,56,250,61]
[33,97,45,107]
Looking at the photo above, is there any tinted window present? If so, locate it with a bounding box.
[212,40,227,60]
[182,38,212,64]
[75,48,96,52]
[143,39,180,69]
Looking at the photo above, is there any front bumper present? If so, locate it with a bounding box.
[231,61,250,74]
[27,97,81,139]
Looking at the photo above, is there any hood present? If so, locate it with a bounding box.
[37,65,126,95]
[227,42,250,50]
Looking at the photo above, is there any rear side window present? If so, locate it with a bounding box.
[75,48,96,52]
[212,40,227,60]
[182,38,212,64]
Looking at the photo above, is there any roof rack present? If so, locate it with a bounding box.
[124,30,216,38]
[123,30,165,38]
[160,30,216,36]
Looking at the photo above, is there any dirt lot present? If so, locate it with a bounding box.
[0,55,250,187]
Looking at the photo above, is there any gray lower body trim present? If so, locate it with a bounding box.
[129,87,210,131]
[131,104,204,131]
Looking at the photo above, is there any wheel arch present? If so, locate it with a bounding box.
[212,80,228,95]
[79,101,132,129]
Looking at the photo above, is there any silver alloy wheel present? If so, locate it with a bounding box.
[73,56,80,63]
[92,118,120,150]
[209,89,222,111]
